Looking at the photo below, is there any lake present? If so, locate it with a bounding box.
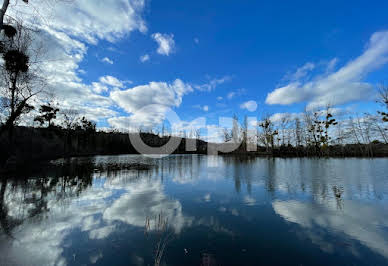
[0,155,387,266]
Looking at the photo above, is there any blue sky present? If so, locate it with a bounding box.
[11,0,388,136]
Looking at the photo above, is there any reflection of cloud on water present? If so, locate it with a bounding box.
[0,182,114,266]
[273,200,388,258]
[89,225,116,239]
[203,193,211,202]
[0,172,196,266]
[103,179,193,234]
[243,195,256,206]
[89,251,103,264]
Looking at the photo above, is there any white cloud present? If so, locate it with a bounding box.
[240,100,258,112]
[140,54,150,62]
[194,76,231,91]
[109,79,193,130]
[7,0,147,125]
[100,76,125,88]
[284,62,315,81]
[152,33,175,56]
[101,57,114,64]
[227,92,236,99]
[227,88,245,100]
[108,105,170,131]
[92,83,109,94]
[13,0,147,44]
[217,96,223,101]
[193,105,210,112]
[326,58,338,73]
[266,31,388,110]
[91,75,128,95]
[110,79,192,113]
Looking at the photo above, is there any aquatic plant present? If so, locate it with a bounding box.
[144,212,174,266]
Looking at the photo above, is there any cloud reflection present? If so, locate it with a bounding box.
[273,200,388,258]
[103,179,193,234]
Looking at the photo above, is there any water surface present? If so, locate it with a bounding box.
[0,155,387,265]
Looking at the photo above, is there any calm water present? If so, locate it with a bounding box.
[0,155,387,266]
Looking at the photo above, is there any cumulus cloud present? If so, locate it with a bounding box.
[109,79,193,130]
[6,0,147,124]
[108,105,171,131]
[92,83,110,94]
[152,33,175,56]
[91,75,127,96]
[13,0,147,44]
[140,54,150,62]
[110,79,192,113]
[240,100,258,112]
[266,31,388,110]
[100,76,126,88]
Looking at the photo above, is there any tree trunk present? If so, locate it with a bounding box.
[0,0,10,30]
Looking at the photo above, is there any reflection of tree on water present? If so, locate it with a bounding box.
[0,178,21,237]
[0,156,158,266]
[265,158,276,195]
[0,158,97,238]
[154,155,201,184]
[221,156,256,194]
[220,157,386,207]
[332,185,344,210]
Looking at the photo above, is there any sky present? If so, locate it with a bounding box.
[8,0,388,139]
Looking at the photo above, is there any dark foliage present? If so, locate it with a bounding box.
[34,104,59,127]
[2,24,16,38]
[3,49,29,73]
[0,126,208,171]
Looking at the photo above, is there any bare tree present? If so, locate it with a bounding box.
[0,21,45,140]
[294,117,302,146]
[223,127,232,143]
[377,83,388,122]
[231,114,239,143]
[194,128,201,140]
[0,0,10,30]
[0,0,29,30]
[61,109,79,130]
[259,116,278,152]
[279,114,290,146]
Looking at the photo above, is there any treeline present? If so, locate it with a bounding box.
[0,125,208,170]
[221,88,388,157]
